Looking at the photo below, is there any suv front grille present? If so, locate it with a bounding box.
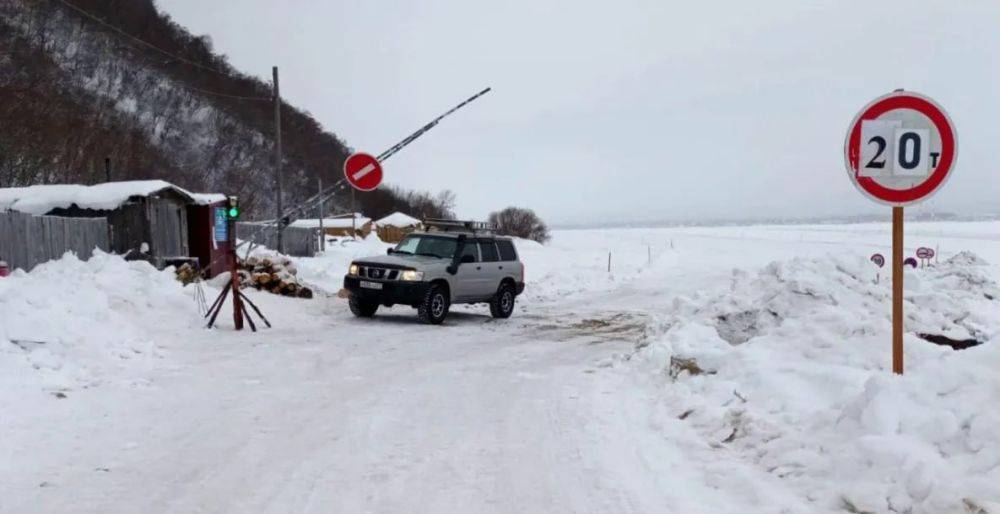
[358,266,399,280]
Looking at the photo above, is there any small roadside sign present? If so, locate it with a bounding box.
[344,152,383,192]
[916,247,932,259]
[214,207,228,242]
[870,253,885,268]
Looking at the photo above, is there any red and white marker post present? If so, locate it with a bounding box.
[844,91,958,374]
[343,152,383,192]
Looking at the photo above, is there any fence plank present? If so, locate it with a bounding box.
[236,223,318,257]
[0,211,111,271]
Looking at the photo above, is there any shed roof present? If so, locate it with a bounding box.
[375,212,421,227]
[0,180,221,215]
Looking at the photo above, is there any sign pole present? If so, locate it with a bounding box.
[228,215,245,331]
[892,206,904,374]
[845,90,956,376]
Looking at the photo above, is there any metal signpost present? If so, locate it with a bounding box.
[916,247,934,267]
[844,90,958,374]
[871,253,885,283]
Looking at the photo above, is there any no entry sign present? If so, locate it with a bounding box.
[344,152,383,192]
[844,91,958,207]
[916,247,934,259]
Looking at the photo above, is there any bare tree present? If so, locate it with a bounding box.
[488,207,550,244]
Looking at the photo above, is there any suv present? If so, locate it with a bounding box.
[342,220,525,324]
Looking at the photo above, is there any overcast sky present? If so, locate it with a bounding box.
[157,0,999,225]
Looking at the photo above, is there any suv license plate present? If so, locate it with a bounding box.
[359,281,383,290]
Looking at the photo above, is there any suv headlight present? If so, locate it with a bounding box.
[348,263,359,276]
[400,270,424,281]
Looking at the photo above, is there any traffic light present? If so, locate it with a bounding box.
[226,196,240,219]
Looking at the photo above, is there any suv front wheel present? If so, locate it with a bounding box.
[418,284,450,325]
[349,296,379,318]
[489,283,516,319]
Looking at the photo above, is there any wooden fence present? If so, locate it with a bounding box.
[0,211,110,271]
[236,223,318,257]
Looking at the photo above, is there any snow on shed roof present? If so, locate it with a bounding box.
[375,212,421,227]
[0,180,222,215]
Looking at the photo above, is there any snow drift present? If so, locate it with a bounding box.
[0,251,194,393]
[637,254,1000,513]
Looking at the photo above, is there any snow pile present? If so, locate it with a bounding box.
[0,251,194,392]
[637,254,1000,513]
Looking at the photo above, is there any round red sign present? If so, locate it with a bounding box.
[916,247,933,259]
[870,253,885,268]
[844,91,958,207]
[343,152,383,192]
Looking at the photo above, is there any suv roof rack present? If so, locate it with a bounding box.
[422,218,498,234]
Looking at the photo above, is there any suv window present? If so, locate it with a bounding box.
[459,241,479,262]
[497,240,517,261]
[479,240,499,262]
[394,235,458,259]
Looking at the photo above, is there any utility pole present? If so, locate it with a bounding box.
[273,66,284,253]
[351,188,357,239]
[318,177,325,252]
[104,157,111,182]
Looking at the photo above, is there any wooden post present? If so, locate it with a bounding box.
[273,66,284,253]
[229,217,244,330]
[892,206,904,375]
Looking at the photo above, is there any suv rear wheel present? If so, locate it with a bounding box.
[418,284,450,325]
[349,296,379,318]
[489,283,516,319]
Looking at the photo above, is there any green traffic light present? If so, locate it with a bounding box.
[228,207,239,218]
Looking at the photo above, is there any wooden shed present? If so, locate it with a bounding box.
[375,211,421,243]
[290,212,373,239]
[0,180,221,269]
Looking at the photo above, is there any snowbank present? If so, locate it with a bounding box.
[635,254,1000,513]
[0,252,194,392]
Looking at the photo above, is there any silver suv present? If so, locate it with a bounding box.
[343,220,525,324]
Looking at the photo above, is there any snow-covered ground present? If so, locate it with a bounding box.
[2,221,1000,513]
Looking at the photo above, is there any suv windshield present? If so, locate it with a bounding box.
[393,235,458,259]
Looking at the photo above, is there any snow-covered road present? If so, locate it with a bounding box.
[3,221,1000,513]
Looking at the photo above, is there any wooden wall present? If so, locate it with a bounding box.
[0,211,110,271]
[236,223,318,257]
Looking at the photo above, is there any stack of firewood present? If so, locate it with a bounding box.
[239,256,314,299]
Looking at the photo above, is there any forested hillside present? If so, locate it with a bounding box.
[0,0,453,219]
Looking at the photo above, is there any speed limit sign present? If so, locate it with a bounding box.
[843,90,958,376]
[844,90,958,206]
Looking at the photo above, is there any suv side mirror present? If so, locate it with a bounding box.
[387,248,394,255]
[461,254,475,264]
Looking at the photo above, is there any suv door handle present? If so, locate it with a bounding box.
[499,266,504,270]
[476,266,482,270]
